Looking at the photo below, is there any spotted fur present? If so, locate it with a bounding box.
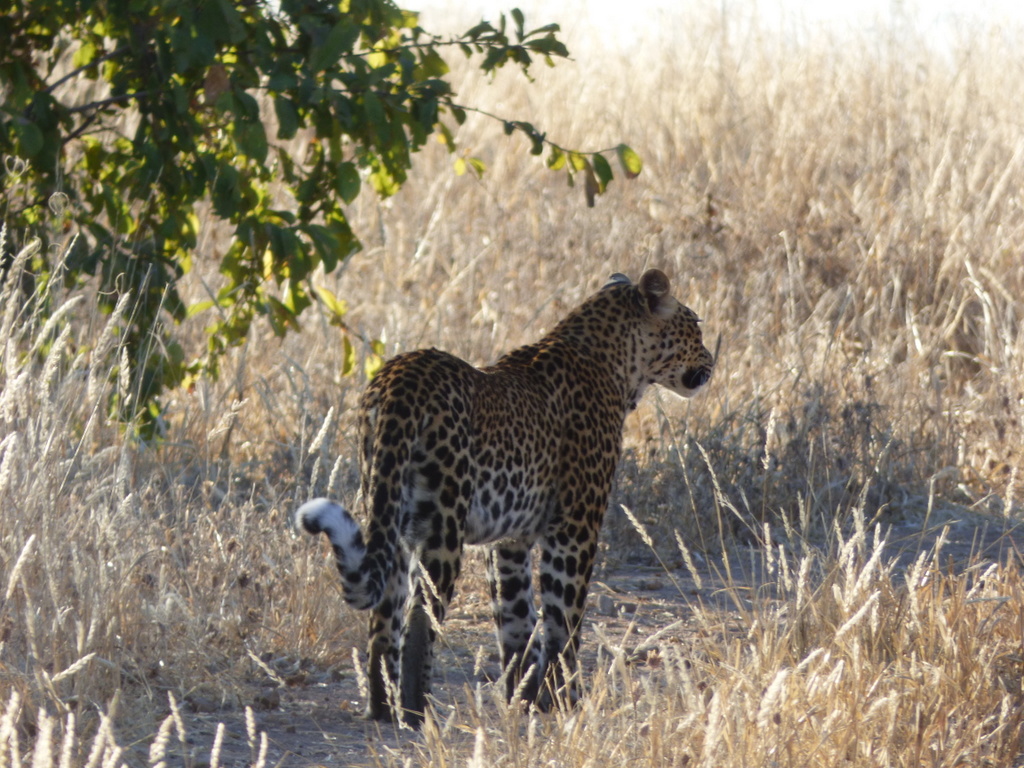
[297,269,714,727]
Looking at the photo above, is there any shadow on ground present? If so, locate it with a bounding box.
[159,509,1021,768]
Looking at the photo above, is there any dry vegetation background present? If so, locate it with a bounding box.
[3,3,1024,766]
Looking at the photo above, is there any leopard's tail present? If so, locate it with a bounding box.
[296,498,384,610]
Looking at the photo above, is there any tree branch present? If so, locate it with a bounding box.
[44,45,130,94]
[62,110,101,146]
[67,91,151,116]
[445,101,621,157]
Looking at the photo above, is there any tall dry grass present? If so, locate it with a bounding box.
[400,514,1024,768]
[2,3,1024,766]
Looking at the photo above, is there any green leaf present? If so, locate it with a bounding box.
[526,36,569,58]
[187,300,216,318]
[437,122,455,152]
[369,166,400,197]
[72,41,97,69]
[265,296,296,336]
[235,121,268,162]
[234,90,262,120]
[584,162,598,207]
[616,144,643,179]
[214,0,246,44]
[365,339,386,380]
[323,216,361,271]
[366,50,390,70]
[336,162,360,203]
[467,156,486,178]
[306,225,337,271]
[453,157,466,176]
[13,120,44,157]
[283,281,312,315]
[362,91,388,144]
[212,163,242,217]
[417,49,449,78]
[526,23,561,36]
[593,153,613,191]
[310,19,360,72]
[316,286,349,321]
[267,69,298,92]
[512,8,525,40]
[341,333,356,375]
[274,96,300,139]
[267,225,303,275]
[464,21,495,41]
[547,146,565,170]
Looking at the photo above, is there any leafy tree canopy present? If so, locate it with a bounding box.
[0,0,642,433]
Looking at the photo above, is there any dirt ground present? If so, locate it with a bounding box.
[163,511,1021,768]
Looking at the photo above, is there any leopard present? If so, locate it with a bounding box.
[296,268,714,727]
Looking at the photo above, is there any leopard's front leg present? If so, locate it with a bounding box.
[535,520,600,710]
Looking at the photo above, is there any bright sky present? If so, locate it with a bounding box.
[414,0,1024,50]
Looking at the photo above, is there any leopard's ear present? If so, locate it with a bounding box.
[604,272,632,288]
[638,269,673,317]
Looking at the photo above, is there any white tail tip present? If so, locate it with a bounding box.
[296,497,346,536]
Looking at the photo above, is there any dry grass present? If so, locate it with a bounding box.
[406,520,1024,768]
[2,4,1024,766]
